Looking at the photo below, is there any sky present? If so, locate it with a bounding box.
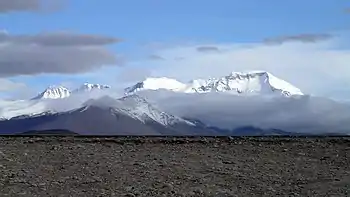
[0,0,350,99]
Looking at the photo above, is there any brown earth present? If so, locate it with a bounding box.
[0,137,349,197]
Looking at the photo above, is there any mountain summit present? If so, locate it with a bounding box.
[125,71,303,96]
[33,83,111,100]
[32,86,71,100]
[73,83,111,93]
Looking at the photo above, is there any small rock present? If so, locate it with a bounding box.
[163,183,174,191]
[222,160,234,164]
[187,191,196,196]
[194,188,204,194]
[125,186,134,192]
[50,146,58,150]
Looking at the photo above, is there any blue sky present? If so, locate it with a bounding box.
[1,0,350,98]
[3,1,349,43]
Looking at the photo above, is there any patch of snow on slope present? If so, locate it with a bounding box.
[267,72,303,95]
[85,95,194,126]
[74,83,111,93]
[124,77,187,95]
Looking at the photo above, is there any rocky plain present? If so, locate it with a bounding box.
[0,136,349,197]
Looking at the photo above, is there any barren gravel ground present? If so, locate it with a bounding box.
[0,137,349,197]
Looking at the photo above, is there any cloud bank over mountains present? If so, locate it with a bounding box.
[3,87,349,134]
[135,90,350,134]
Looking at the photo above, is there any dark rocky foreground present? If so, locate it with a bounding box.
[0,137,349,197]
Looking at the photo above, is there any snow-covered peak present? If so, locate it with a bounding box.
[125,71,303,96]
[33,86,71,100]
[124,77,187,95]
[216,71,303,96]
[33,83,111,100]
[74,83,111,93]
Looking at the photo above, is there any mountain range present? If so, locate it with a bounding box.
[32,83,111,100]
[125,71,303,96]
[0,71,346,135]
[30,71,303,100]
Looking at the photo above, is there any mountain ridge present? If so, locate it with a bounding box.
[32,86,71,100]
[0,96,213,135]
[125,71,303,96]
[3,70,341,136]
[31,71,303,100]
[33,83,111,100]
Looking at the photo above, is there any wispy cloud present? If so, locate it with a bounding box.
[0,32,120,46]
[196,46,221,53]
[113,67,152,88]
[148,54,165,61]
[0,79,26,91]
[0,0,65,13]
[0,31,122,77]
[174,57,185,61]
[263,33,333,45]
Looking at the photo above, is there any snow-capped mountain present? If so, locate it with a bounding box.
[1,93,194,127]
[32,86,71,100]
[32,71,302,101]
[0,94,203,135]
[84,94,194,126]
[2,74,350,135]
[125,71,303,96]
[33,83,111,100]
[73,83,111,93]
[2,71,304,123]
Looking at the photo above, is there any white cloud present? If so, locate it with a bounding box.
[138,90,350,134]
[0,78,26,91]
[0,32,121,77]
[128,38,350,99]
